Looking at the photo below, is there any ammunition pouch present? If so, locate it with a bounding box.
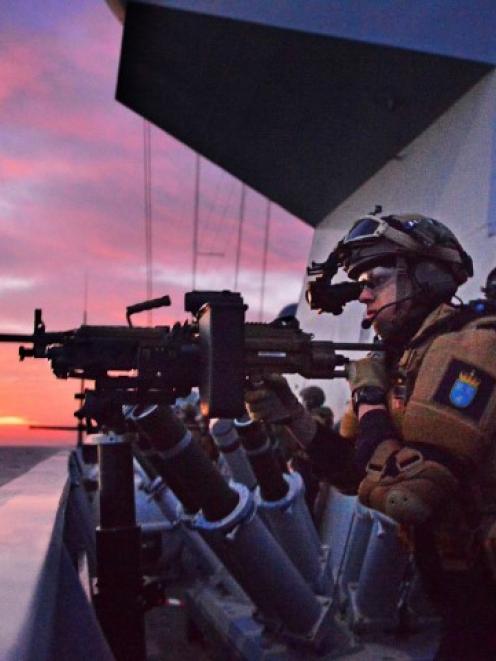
[358,444,458,525]
[357,439,401,511]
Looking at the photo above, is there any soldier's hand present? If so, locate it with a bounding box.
[245,374,303,424]
[245,375,317,447]
[346,353,389,394]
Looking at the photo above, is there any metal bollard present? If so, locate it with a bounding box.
[338,501,374,601]
[256,471,325,592]
[193,482,333,648]
[210,418,257,490]
[133,456,248,602]
[93,432,146,661]
[348,510,409,632]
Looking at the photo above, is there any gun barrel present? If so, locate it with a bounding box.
[0,331,73,344]
[0,333,35,342]
[334,342,381,351]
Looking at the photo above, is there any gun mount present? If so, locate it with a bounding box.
[0,290,380,418]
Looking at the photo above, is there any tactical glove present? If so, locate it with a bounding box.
[346,353,389,394]
[347,353,389,415]
[245,374,301,423]
[244,375,317,447]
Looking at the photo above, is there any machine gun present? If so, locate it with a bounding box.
[0,290,379,418]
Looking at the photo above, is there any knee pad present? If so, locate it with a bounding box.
[359,445,458,524]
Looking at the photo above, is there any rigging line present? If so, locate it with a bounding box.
[194,165,228,272]
[233,182,246,291]
[143,120,153,325]
[145,125,152,320]
[78,272,89,447]
[192,153,201,290]
[82,271,88,326]
[259,200,272,322]
[202,174,237,257]
[147,125,153,299]
[222,181,248,267]
[199,167,226,240]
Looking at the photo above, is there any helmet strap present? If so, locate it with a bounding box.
[394,256,413,318]
[385,256,440,348]
[396,255,413,315]
[377,256,422,346]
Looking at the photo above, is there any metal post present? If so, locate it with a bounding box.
[338,501,373,600]
[93,432,146,661]
[349,511,410,632]
[210,418,257,490]
[234,417,324,591]
[233,183,246,291]
[259,199,271,321]
[192,153,200,290]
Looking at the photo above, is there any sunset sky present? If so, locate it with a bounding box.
[0,1,313,444]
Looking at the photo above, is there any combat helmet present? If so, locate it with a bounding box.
[483,267,496,301]
[336,212,473,288]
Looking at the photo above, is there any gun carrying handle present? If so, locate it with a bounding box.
[126,296,171,326]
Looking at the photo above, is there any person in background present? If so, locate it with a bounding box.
[482,266,496,304]
[300,385,334,430]
[299,386,334,527]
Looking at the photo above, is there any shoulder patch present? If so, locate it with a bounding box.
[434,359,495,421]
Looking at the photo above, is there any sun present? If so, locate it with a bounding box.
[0,416,29,426]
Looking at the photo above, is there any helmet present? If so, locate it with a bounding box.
[300,385,325,409]
[483,267,496,301]
[271,302,299,328]
[336,213,473,286]
[277,303,298,319]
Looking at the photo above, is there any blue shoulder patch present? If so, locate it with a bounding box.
[434,359,494,422]
[449,372,480,408]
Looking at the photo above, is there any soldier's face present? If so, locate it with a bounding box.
[358,266,399,336]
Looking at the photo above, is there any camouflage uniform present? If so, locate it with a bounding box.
[349,303,496,572]
[316,213,496,658]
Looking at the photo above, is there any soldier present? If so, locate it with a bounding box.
[245,212,496,659]
[482,266,496,303]
[296,385,334,524]
[300,385,334,429]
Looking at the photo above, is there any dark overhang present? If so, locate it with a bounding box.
[116,3,491,226]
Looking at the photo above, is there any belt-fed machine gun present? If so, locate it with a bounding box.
[0,290,378,419]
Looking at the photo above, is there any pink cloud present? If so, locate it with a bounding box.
[0,41,47,105]
[0,2,314,444]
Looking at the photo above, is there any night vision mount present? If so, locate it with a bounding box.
[306,251,363,315]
